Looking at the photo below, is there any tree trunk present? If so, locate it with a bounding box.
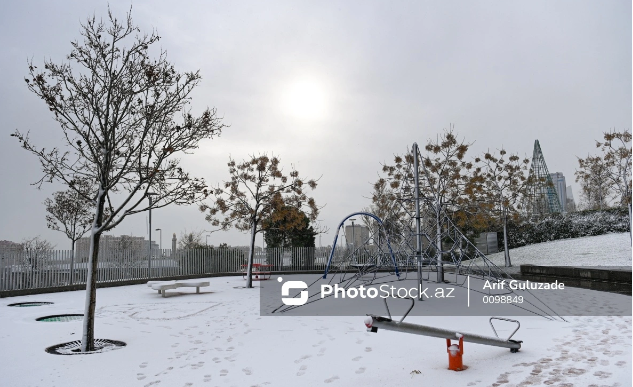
[503,208,511,267]
[628,203,633,241]
[70,239,76,285]
[81,187,106,352]
[245,222,257,288]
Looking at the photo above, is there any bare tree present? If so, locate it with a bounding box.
[469,149,530,266]
[12,9,225,351]
[379,128,473,280]
[365,177,407,247]
[200,154,318,288]
[575,155,612,210]
[178,230,206,249]
[598,129,632,234]
[44,181,94,284]
[105,235,145,276]
[20,237,55,288]
[576,129,632,236]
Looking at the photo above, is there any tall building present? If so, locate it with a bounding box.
[550,172,567,212]
[565,185,576,212]
[344,225,369,248]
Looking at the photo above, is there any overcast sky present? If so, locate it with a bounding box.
[0,1,630,250]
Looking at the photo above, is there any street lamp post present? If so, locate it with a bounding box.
[147,193,158,279]
[206,234,210,246]
[350,218,356,261]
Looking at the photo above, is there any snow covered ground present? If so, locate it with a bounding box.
[0,233,631,387]
[487,232,632,267]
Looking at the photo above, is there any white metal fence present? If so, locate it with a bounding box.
[0,246,347,292]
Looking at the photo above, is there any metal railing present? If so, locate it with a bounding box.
[0,246,356,292]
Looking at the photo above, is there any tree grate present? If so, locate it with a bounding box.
[37,314,83,322]
[45,339,126,355]
[8,302,54,307]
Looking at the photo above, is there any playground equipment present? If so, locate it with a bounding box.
[447,335,464,371]
[364,297,522,371]
[273,142,562,323]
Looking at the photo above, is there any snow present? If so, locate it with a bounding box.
[488,232,632,267]
[0,234,631,387]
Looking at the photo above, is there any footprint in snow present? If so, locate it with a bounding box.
[294,355,312,364]
[155,366,173,375]
[203,374,212,382]
[242,367,252,375]
[297,365,308,376]
[364,347,372,352]
[220,369,229,376]
[137,373,146,380]
[355,367,365,374]
[324,375,339,383]
[191,362,204,369]
[139,362,148,368]
[352,356,362,361]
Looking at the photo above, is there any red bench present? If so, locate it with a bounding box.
[241,264,273,281]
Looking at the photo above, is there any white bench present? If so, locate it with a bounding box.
[148,280,210,297]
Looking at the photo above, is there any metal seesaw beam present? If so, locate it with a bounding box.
[366,315,522,352]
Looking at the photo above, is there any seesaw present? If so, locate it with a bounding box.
[364,297,522,371]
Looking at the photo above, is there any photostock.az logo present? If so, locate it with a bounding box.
[278,277,308,306]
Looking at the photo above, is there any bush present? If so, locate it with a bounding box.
[503,208,629,249]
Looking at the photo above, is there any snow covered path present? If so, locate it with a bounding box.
[1,274,631,387]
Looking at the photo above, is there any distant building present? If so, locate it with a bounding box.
[76,235,158,262]
[474,232,498,255]
[550,172,567,212]
[565,185,576,212]
[0,240,21,251]
[345,225,369,248]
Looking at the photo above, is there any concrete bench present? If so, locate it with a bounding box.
[148,280,210,297]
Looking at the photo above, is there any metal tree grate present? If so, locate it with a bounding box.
[45,339,126,355]
[8,302,54,307]
[36,314,83,322]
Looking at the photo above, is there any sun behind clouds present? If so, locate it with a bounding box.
[281,79,328,120]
